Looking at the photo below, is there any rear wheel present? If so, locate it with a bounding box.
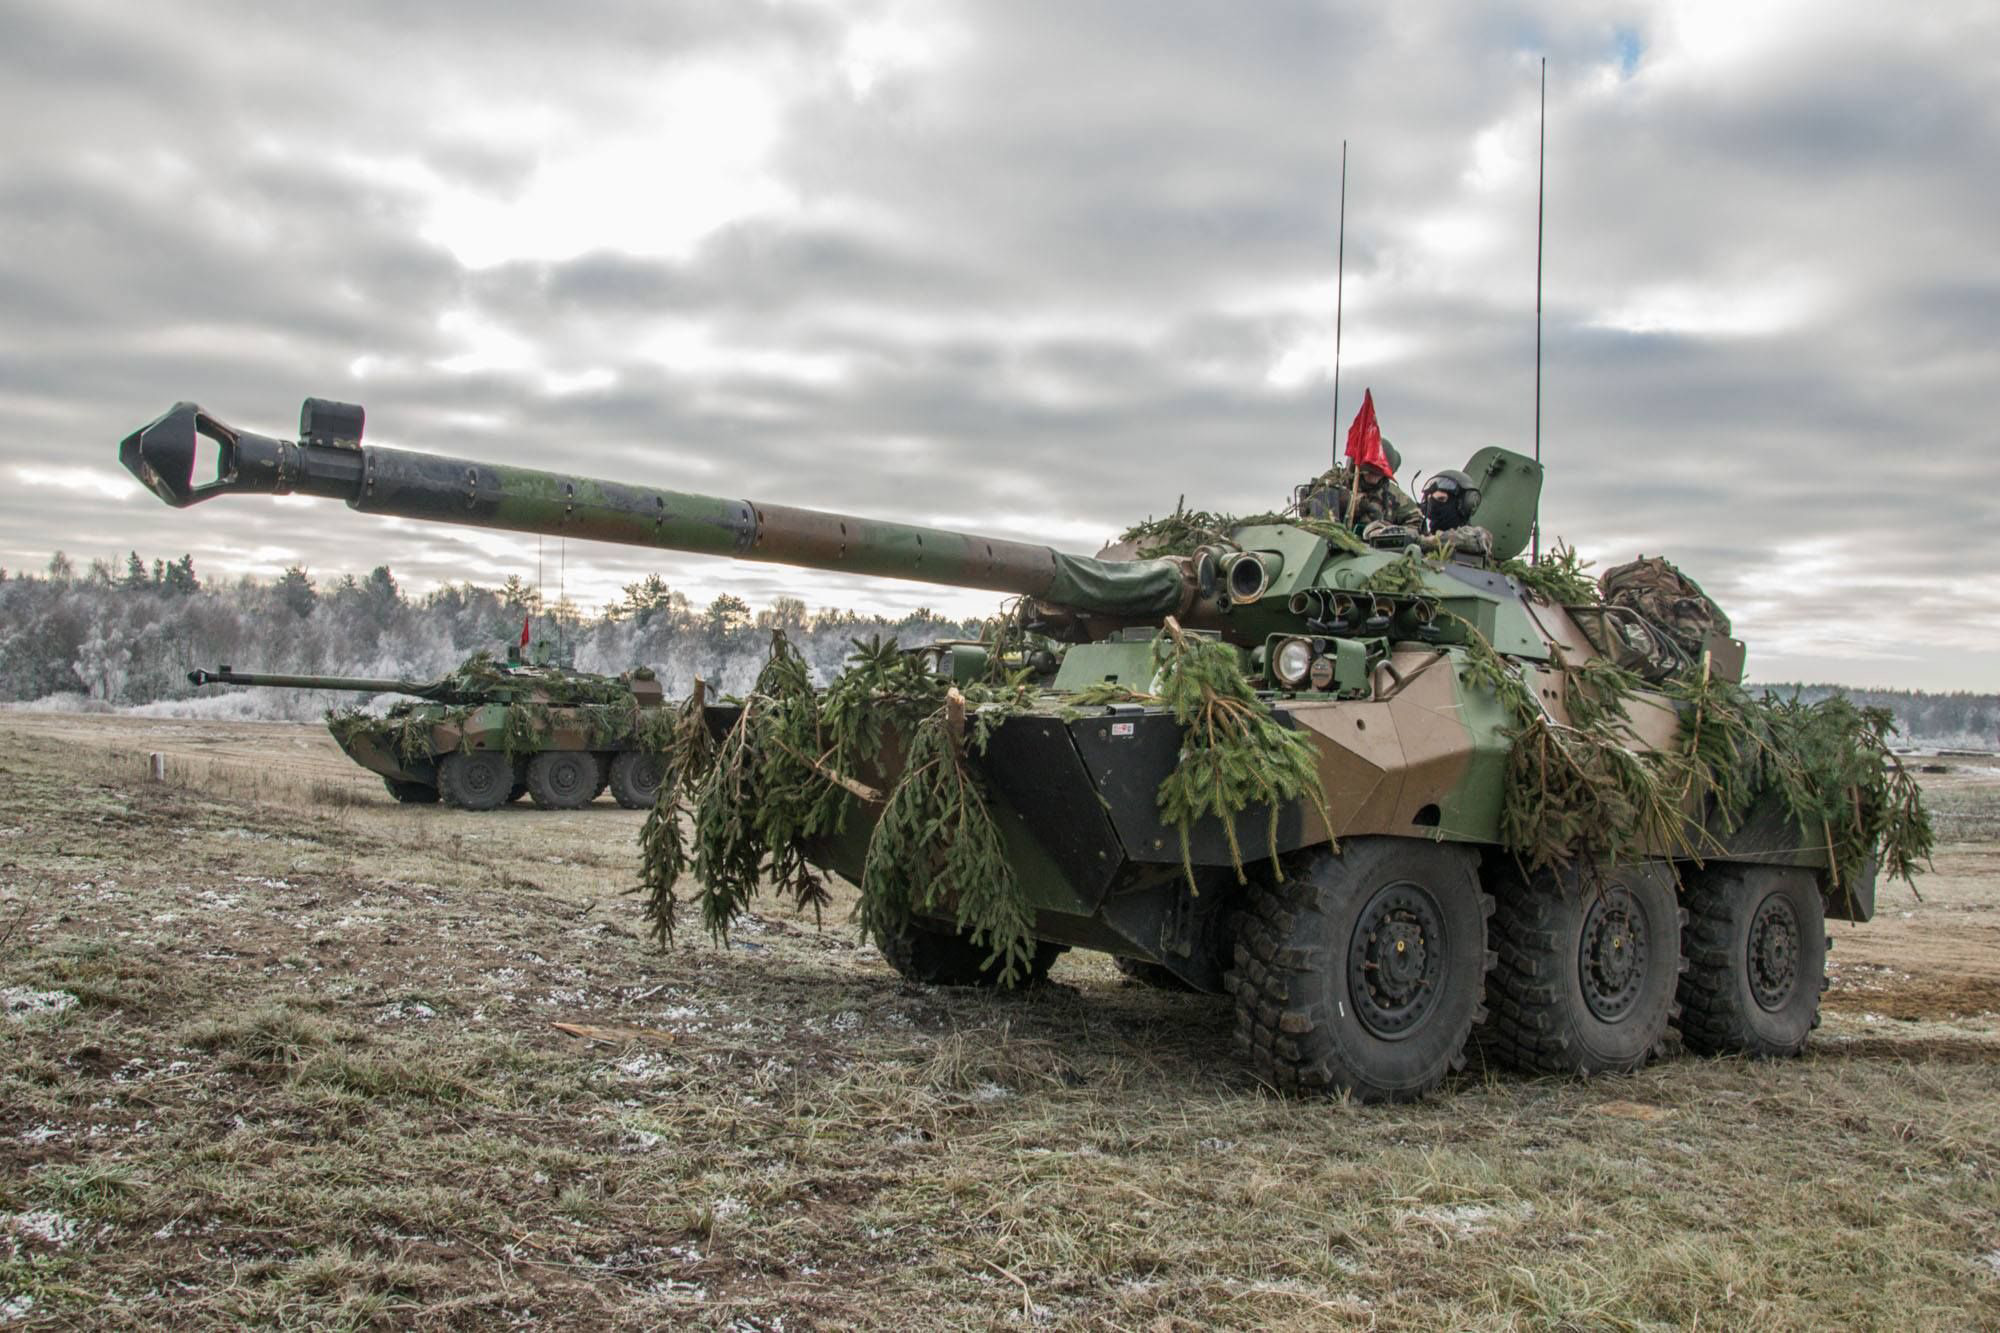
[525,750,600,809]
[877,921,1065,989]
[1679,865,1826,1058]
[607,750,667,809]
[1226,838,1492,1102]
[438,751,512,811]
[1484,865,1683,1076]
[381,777,439,805]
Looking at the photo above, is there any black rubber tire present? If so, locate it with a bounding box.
[1679,865,1827,1058]
[607,750,667,810]
[1484,865,1684,1077]
[1225,838,1493,1103]
[381,777,440,805]
[525,750,601,809]
[437,751,513,811]
[877,921,1066,989]
[1114,956,1199,992]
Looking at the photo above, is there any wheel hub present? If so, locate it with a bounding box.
[1748,892,1800,1011]
[1348,883,1447,1040]
[463,756,500,794]
[1579,889,1649,1023]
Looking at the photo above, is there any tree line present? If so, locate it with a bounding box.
[0,551,978,720]
[1,550,1994,747]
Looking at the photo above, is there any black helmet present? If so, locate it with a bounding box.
[1420,468,1481,533]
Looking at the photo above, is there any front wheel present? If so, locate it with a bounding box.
[877,920,1065,989]
[1678,865,1826,1058]
[1226,838,1493,1102]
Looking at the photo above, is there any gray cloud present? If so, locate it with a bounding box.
[1,0,1995,688]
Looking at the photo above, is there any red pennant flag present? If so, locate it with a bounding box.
[520,615,532,648]
[1343,388,1390,474]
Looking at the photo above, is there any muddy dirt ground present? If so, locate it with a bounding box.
[3,711,1998,1329]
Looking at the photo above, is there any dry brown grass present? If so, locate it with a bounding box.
[2,715,1999,1329]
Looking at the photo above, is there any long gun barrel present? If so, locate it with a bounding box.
[189,666,442,697]
[122,400,1190,618]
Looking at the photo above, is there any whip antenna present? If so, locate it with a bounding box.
[1331,140,1348,469]
[1532,57,1546,563]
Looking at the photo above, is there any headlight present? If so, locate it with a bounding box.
[1273,637,1314,688]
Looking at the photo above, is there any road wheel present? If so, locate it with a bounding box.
[1679,865,1826,1058]
[877,920,1065,989]
[381,777,439,805]
[1225,837,1492,1102]
[607,750,667,809]
[525,750,601,809]
[1484,865,1683,1076]
[438,751,512,811]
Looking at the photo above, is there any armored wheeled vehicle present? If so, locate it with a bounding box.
[121,397,1925,1100]
[186,654,669,811]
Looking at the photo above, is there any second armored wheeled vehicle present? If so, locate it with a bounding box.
[188,654,669,810]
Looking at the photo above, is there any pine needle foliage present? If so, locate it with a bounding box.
[1455,605,1933,891]
[634,632,1044,978]
[683,636,835,941]
[1497,540,1598,604]
[858,692,1037,983]
[634,688,719,945]
[1668,672,1934,888]
[1150,620,1331,889]
[1120,505,1368,558]
[1453,616,1685,879]
[1360,550,1443,598]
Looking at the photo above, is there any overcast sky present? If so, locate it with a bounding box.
[2,0,1994,688]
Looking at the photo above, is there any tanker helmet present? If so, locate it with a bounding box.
[1421,468,1480,532]
[1380,439,1402,475]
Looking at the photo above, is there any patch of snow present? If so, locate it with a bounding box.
[972,1082,1011,1103]
[3,1210,79,1248]
[1405,1201,1534,1237]
[2,988,78,1022]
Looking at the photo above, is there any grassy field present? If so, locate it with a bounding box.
[3,713,1999,1330]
